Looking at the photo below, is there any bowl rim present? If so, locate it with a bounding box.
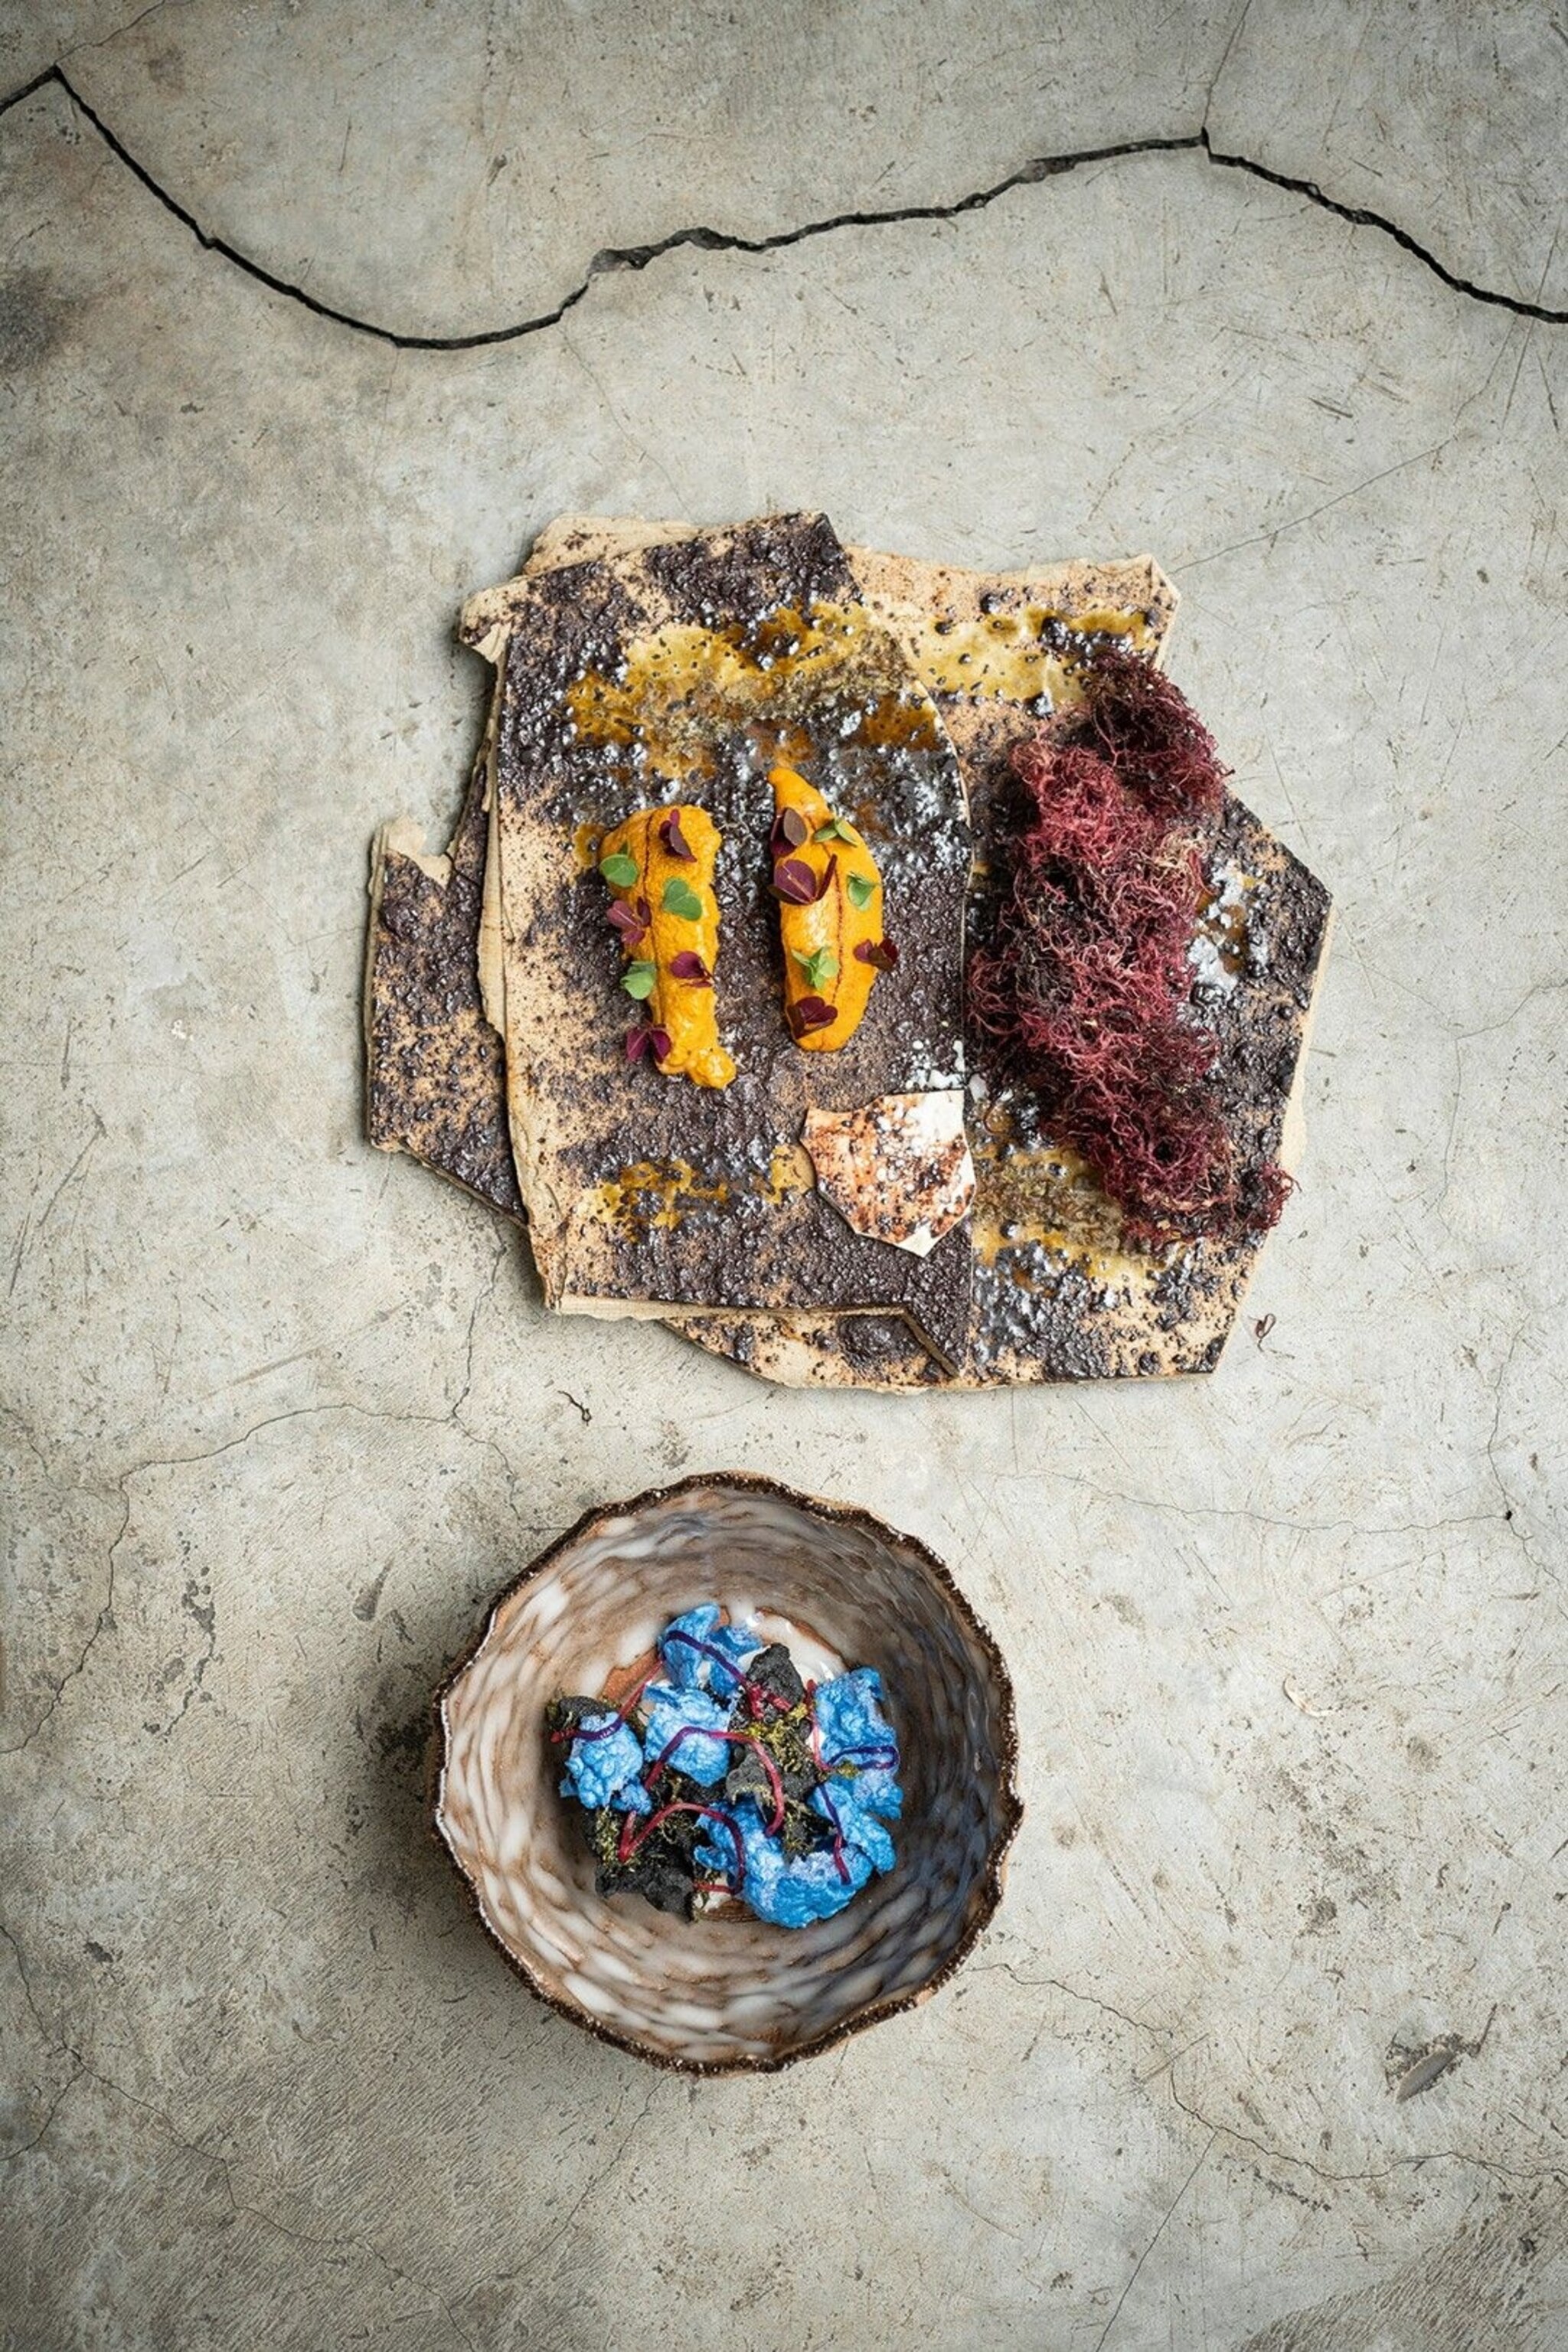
[432,1468,1024,2075]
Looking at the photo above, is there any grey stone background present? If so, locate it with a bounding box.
[2,5,1564,2345]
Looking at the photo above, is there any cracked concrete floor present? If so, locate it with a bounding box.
[2,8,1566,2348]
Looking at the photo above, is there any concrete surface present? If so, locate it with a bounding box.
[2,8,1565,2347]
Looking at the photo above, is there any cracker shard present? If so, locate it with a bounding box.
[803,1093,975,1258]
[487,512,973,1364]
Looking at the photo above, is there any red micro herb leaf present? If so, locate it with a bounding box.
[769,806,809,858]
[667,949,711,985]
[625,1023,673,1065]
[772,858,819,906]
[789,994,836,1037]
[854,936,899,970]
[607,895,651,944]
[658,810,695,860]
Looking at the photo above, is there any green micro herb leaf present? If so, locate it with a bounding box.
[599,851,639,887]
[813,816,854,842]
[661,877,704,920]
[792,946,838,990]
[845,871,874,910]
[621,961,658,1000]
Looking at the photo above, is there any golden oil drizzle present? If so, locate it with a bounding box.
[595,1159,731,1236]
[594,1145,815,1236]
[970,1114,1153,1285]
[754,1142,815,1205]
[564,603,942,792]
[893,604,1151,708]
[572,820,604,872]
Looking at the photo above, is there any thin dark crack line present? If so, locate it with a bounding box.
[2,68,1562,347]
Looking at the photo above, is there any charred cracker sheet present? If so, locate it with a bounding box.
[365,518,1331,1389]
[483,513,975,1367]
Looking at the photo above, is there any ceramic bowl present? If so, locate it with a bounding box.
[436,1472,1021,2072]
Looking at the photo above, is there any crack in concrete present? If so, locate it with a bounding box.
[1093,2131,1217,2350]
[1,1484,131,1759]
[0,67,1562,353]
[2,1238,518,1754]
[966,1941,1566,2194]
[2,1916,482,2337]
[1166,2070,1568,2193]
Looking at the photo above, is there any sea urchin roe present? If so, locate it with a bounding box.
[596,804,736,1088]
[548,1607,903,1926]
[769,764,888,1050]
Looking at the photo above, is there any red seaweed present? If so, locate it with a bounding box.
[968,658,1288,1246]
[1080,645,1228,819]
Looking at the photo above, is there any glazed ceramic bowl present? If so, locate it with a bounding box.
[436,1473,1021,2072]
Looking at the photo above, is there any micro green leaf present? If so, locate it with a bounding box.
[845,871,875,910]
[792,947,838,990]
[813,816,854,842]
[599,851,639,887]
[621,961,658,1000]
[661,877,704,921]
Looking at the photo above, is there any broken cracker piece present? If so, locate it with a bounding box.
[802,1092,975,1257]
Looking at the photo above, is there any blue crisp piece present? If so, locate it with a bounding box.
[813,1785,896,1874]
[640,1683,733,1787]
[697,1799,874,1927]
[559,1713,647,1811]
[843,1763,903,1823]
[659,1606,760,1702]
[812,1668,897,1769]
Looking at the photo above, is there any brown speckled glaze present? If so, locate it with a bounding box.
[436,1474,1021,2072]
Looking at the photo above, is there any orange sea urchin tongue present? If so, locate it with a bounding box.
[968,657,1289,1247]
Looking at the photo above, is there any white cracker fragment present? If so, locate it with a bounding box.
[377,815,452,887]
[802,1091,975,1258]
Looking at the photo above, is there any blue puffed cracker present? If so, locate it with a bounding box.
[659,1606,760,1701]
[813,1668,895,1764]
[844,1762,903,1822]
[640,1683,733,1786]
[813,1785,897,1873]
[698,1798,874,1927]
[559,1713,648,1811]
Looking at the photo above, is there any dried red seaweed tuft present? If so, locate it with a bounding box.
[968,708,1285,1245]
[1080,648,1228,818]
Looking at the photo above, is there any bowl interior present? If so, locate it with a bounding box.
[437,1478,1018,2069]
